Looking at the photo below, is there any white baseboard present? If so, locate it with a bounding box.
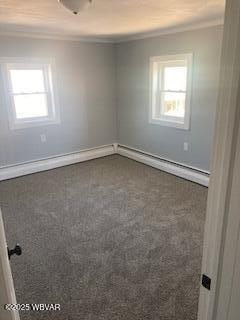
[0,144,115,181]
[0,143,210,186]
[117,144,209,187]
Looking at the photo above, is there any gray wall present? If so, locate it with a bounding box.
[0,26,223,171]
[0,36,116,167]
[116,26,223,172]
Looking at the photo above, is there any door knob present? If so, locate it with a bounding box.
[8,244,22,260]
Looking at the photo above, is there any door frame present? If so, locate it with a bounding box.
[0,209,20,320]
[198,0,240,319]
[214,92,240,320]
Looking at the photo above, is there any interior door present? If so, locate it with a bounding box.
[197,0,240,319]
[213,105,240,320]
[0,208,20,320]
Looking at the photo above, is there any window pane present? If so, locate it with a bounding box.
[10,69,45,94]
[162,92,186,118]
[14,94,48,119]
[164,66,187,91]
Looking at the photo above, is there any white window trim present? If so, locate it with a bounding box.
[149,53,193,130]
[0,57,60,130]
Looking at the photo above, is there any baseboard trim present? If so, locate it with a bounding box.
[117,144,209,187]
[0,144,115,181]
[0,143,210,186]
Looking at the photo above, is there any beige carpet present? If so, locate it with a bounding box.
[0,155,207,320]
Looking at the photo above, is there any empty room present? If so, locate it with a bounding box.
[2,1,240,320]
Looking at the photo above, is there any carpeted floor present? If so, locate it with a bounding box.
[0,155,207,320]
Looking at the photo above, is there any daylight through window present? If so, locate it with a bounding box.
[3,60,59,129]
[150,54,193,129]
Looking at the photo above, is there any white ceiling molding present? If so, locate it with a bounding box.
[0,19,224,44]
[0,30,114,43]
[114,18,224,43]
[0,0,225,42]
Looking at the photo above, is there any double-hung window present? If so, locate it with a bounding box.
[150,53,193,129]
[2,58,60,129]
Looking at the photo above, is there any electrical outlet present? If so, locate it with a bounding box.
[184,142,189,151]
[40,134,47,143]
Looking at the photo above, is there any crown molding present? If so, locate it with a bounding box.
[114,18,224,43]
[0,18,224,44]
[0,30,114,43]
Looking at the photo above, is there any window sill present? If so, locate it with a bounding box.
[149,118,190,130]
[8,117,61,130]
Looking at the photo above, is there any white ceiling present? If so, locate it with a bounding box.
[0,0,225,41]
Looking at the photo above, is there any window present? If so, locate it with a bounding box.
[150,53,193,129]
[2,59,60,129]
